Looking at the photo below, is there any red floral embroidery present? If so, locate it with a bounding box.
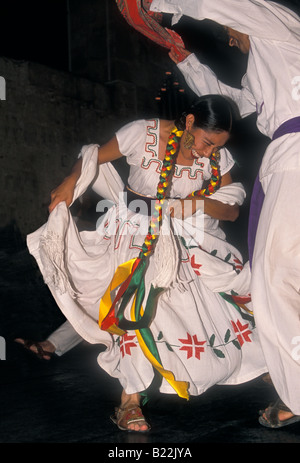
[233,257,243,272]
[231,294,252,305]
[179,333,206,360]
[190,255,202,276]
[231,320,252,346]
[120,334,137,357]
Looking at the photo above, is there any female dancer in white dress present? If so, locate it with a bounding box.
[27,95,267,432]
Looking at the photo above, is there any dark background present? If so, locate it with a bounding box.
[0,1,300,445]
[1,0,299,341]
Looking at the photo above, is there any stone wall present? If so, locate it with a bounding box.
[0,1,176,238]
[0,58,116,236]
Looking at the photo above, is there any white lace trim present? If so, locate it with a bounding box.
[39,230,76,297]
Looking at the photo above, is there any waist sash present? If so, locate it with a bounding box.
[125,185,157,216]
[248,117,300,267]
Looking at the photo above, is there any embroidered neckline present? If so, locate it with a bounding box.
[143,118,206,177]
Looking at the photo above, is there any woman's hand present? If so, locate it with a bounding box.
[48,175,77,213]
[48,158,83,213]
[48,138,123,214]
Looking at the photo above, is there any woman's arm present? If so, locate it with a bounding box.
[202,198,239,222]
[202,171,239,222]
[49,136,123,213]
[171,172,239,222]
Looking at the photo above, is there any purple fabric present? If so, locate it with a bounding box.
[248,174,265,267]
[248,117,300,267]
[272,117,300,140]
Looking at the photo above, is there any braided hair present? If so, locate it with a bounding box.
[140,95,235,257]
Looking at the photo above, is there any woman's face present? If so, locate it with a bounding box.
[181,116,230,160]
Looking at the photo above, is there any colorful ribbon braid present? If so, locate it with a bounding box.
[139,125,183,257]
[98,125,221,399]
[139,127,221,256]
[188,150,221,197]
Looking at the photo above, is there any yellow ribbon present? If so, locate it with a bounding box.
[99,258,190,400]
[130,296,190,400]
[99,258,137,336]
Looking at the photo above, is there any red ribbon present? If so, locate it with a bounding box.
[100,257,142,331]
[116,0,185,58]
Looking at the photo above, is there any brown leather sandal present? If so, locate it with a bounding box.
[110,405,151,432]
[15,339,54,361]
[259,398,300,428]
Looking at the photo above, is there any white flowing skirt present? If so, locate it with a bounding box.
[27,145,267,398]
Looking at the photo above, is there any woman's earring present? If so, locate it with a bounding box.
[183,131,195,149]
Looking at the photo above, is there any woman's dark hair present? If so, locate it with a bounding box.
[176,94,238,133]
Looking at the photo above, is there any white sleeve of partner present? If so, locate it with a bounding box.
[150,0,300,43]
[177,54,256,118]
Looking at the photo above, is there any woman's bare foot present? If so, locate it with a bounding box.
[14,338,56,360]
